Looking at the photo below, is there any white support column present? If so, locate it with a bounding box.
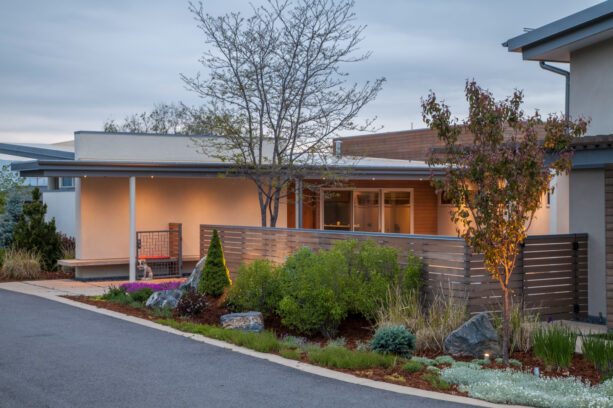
[129,176,136,282]
[74,177,82,260]
[295,178,303,229]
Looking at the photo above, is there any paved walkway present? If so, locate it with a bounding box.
[0,289,481,408]
[0,278,181,297]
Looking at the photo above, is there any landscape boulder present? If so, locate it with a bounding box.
[179,256,207,292]
[220,312,264,333]
[443,312,501,358]
[145,289,183,309]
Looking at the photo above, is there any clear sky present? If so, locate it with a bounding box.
[0,0,602,143]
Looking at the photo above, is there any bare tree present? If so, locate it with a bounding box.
[182,0,384,227]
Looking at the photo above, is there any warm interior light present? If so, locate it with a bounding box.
[83,175,87,178]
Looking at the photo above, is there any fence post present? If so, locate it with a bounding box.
[518,240,525,314]
[572,234,580,317]
[464,242,471,313]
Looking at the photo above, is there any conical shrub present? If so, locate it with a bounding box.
[199,229,231,296]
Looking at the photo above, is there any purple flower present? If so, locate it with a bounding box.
[120,280,184,293]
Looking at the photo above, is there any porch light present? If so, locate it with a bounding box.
[150,175,154,179]
[83,175,87,178]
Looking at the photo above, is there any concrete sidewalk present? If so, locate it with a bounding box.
[0,278,182,297]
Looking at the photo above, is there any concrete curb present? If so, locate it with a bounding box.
[0,284,528,408]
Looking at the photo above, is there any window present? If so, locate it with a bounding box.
[60,177,74,188]
[321,189,413,233]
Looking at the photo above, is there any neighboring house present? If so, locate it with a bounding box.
[505,0,613,328]
[0,141,76,237]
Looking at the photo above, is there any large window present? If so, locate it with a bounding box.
[321,189,413,234]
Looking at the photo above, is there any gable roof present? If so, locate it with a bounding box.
[503,1,613,62]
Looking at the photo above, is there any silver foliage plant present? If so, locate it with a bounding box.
[440,365,613,408]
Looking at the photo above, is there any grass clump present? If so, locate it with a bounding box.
[375,285,467,352]
[327,337,346,347]
[279,335,307,349]
[149,306,173,319]
[384,373,406,382]
[533,324,577,370]
[402,360,424,372]
[582,334,613,380]
[490,300,540,353]
[155,319,280,353]
[1,248,41,279]
[279,348,303,361]
[307,346,397,370]
[422,372,450,390]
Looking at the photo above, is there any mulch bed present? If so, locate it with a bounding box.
[0,270,75,282]
[66,294,603,393]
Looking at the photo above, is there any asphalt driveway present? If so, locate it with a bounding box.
[0,289,478,408]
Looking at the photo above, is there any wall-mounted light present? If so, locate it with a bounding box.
[150,175,154,179]
[83,175,87,178]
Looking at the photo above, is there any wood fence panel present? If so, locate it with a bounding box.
[200,225,588,320]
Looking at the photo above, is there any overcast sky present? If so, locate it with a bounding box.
[0,0,602,143]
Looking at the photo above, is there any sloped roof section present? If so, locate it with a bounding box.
[503,1,613,62]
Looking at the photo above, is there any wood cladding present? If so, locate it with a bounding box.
[605,165,613,330]
[335,125,547,161]
[201,225,588,320]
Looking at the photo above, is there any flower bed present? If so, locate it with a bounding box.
[119,280,183,293]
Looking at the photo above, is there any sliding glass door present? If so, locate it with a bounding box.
[321,189,412,233]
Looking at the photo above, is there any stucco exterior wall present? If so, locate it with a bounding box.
[44,191,76,237]
[570,169,606,319]
[80,177,285,261]
[570,37,613,135]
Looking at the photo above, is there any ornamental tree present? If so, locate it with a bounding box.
[12,187,62,271]
[199,229,232,296]
[422,81,587,364]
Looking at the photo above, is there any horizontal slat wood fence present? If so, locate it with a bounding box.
[200,225,588,320]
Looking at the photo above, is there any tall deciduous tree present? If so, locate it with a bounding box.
[422,81,587,364]
[182,0,384,227]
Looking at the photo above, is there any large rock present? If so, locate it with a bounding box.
[145,289,183,309]
[179,256,207,292]
[444,312,501,358]
[221,312,264,333]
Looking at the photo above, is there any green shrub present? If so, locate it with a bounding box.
[156,319,280,353]
[226,259,281,317]
[422,372,450,390]
[277,247,347,337]
[199,229,231,296]
[101,286,127,301]
[307,346,396,369]
[582,334,613,380]
[533,324,577,369]
[176,290,208,316]
[369,325,415,357]
[402,360,424,372]
[12,188,62,271]
[279,348,302,360]
[1,247,41,279]
[279,335,307,349]
[129,288,154,303]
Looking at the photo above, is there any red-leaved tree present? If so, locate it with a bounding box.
[422,81,587,364]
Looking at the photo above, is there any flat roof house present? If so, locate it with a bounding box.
[504,0,613,328]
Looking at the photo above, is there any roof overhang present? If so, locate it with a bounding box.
[0,143,74,160]
[503,1,613,62]
[11,160,443,180]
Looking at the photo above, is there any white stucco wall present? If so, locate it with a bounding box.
[437,196,550,236]
[44,191,75,237]
[75,132,274,163]
[569,169,606,318]
[79,176,286,260]
[570,37,613,135]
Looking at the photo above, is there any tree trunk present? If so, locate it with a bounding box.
[503,287,510,365]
